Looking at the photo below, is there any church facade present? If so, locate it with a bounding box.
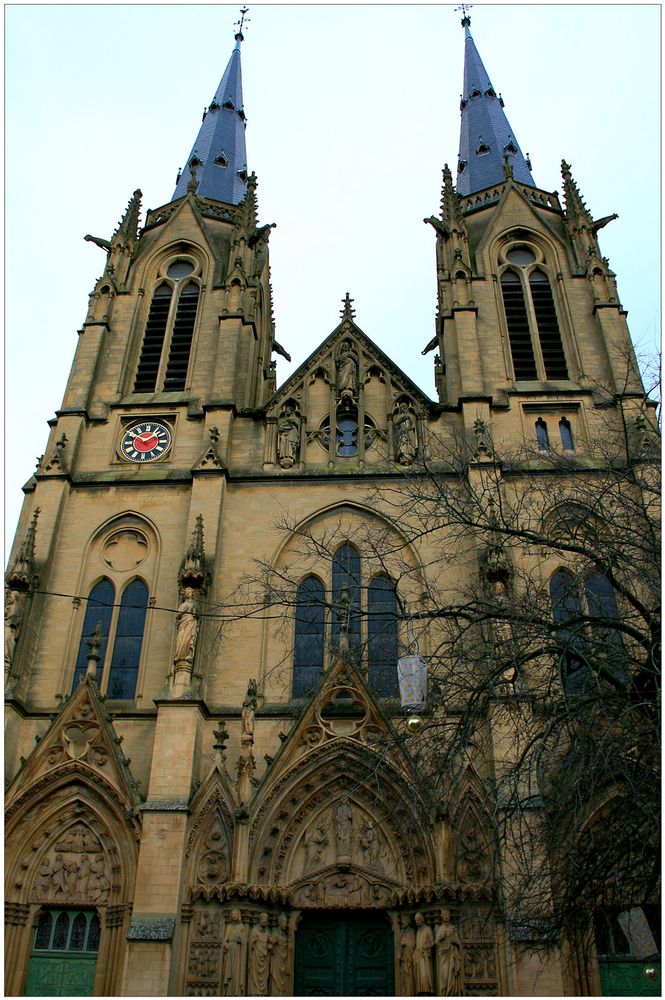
[5,12,658,999]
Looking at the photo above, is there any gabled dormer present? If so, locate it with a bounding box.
[263,295,432,472]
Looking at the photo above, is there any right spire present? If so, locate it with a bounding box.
[456,12,535,197]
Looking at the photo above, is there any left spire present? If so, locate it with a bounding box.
[172,9,250,204]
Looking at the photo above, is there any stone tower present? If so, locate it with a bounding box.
[5,12,658,999]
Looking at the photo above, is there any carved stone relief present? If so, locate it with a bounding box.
[192,812,231,890]
[185,903,224,997]
[290,795,394,884]
[30,824,110,905]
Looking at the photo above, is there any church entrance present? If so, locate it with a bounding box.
[294,910,394,996]
[25,909,100,996]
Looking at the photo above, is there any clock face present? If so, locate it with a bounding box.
[120,421,172,463]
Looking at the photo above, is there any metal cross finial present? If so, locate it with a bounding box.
[235,7,250,39]
[455,4,473,26]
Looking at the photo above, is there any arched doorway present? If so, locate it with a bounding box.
[294,909,394,997]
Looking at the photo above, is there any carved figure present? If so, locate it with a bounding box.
[4,589,25,674]
[336,341,358,397]
[51,854,68,896]
[75,854,91,895]
[221,909,246,996]
[174,587,199,667]
[394,403,418,465]
[334,795,353,857]
[248,912,271,995]
[360,821,379,867]
[414,911,435,995]
[241,681,257,740]
[269,913,289,996]
[399,914,417,997]
[304,824,328,871]
[277,405,300,468]
[88,854,110,903]
[435,910,464,996]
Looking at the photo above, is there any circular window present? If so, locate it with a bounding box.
[166,260,195,279]
[506,246,537,266]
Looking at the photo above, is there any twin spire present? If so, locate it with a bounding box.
[456,14,534,196]
[172,20,248,204]
[171,12,533,209]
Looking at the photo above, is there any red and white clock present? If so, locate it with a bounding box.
[120,421,172,463]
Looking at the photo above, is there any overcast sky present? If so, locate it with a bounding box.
[5,3,660,559]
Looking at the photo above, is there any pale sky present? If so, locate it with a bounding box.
[5,4,661,559]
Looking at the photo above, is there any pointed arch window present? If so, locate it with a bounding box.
[550,569,625,693]
[367,575,399,696]
[535,418,549,450]
[134,271,200,393]
[559,417,574,450]
[293,576,325,698]
[292,544,401,699]
[501,264,568,381]
[72,578,148,699]
[332,543,361,655]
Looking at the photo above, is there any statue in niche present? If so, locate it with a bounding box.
[5,588,25,675]
[248,912,271,996]
[221,909,246,996]
[334,795,353,857]
[269,913,290,996]
[457,826,489,884]
[399,914,416,997]
[241,680,257,743]
[413,911,435,996]
[435,910,464,996]
[304,824,328,871]
[394,402,418,466]
[360,821,379,867]
[173,587,199,668]
[277,404,301,468]
[336,340,358,398]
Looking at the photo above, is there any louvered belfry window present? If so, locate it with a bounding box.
[134,264,200,393]
[500,261,568,381]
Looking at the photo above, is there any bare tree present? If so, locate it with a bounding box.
[212,365,660,956]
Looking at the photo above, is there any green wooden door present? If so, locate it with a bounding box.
[294,912,394,996]
[598,960,661,997]
[25,909,100,997]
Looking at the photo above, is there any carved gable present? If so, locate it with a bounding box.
[248,654,437,897]
[5,675,141,811]
[264,313,431,471]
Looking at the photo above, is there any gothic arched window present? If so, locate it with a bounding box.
[501,262,568,381]
[293,576,325,698]
[550,569,587,693]
[106,579,149,699]
[550,569,625,693]
[134,269,200,393]
[72,578,115,690]
[559,417,575,450]
[72,578,148,699]
[535,418,549,450]
[291,544,401,699]
[367,574,399,696]
[332,543,361,655]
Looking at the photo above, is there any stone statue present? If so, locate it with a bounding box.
[334,795,353,857]
[269,913,290,995]
[5,588,25,675]
[241,681,258,740]
[394,403,418,465]
[336,341,358,398]
[435,910,464,996]
[304,824,328,871]
[222,909,246,996]
[360,821,379,867]
[277,405,300,468]
[248,912,271,996]
[173,587,199,667]
[413,911,435,995]
[399,913,416,997]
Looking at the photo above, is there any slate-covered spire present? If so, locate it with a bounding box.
[456,13,534,196]
[172,18,249,205]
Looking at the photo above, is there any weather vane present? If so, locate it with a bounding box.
[455,4,473,25]
[235,7,250,39]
